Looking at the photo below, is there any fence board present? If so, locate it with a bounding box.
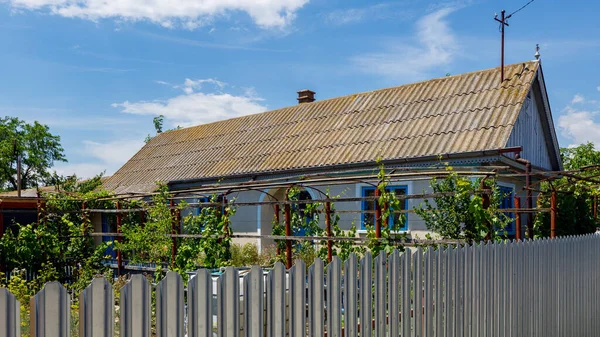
[360,252,373,337]
[156,272,184,337]
[120,274,151,337]
[308,259,324,337]
[30,282,70,337]
[79,277,114,337]
[0,288,19,337]
[267,262,285,337]
[327,257,342,337]
[3,234,600,337]
[344,253,359,337]
[374,253,386,337]
[388,250,400,337]
[188,269,212,337]
[290,260,306,337]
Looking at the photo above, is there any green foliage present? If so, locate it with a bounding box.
[230,243,274,267]
[120,183,179,264]
[0,116,66,191]
[534,143,600,237]
[414,165,512,242]
[177,194,236,269]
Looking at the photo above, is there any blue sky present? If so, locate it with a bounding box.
[1,0,599,178]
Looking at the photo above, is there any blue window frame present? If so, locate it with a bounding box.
[498,186,515,236]
[101,214,117,259]
[361,186,408,230]
[195,197,209,216]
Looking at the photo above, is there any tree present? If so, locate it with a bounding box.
[534,142,600,236]
[0,116,66,191]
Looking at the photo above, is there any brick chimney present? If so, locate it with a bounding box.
[297,89,315,104]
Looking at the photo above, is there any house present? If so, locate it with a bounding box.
[103,60,561,249]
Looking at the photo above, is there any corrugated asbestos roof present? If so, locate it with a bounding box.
[104,61,539,194]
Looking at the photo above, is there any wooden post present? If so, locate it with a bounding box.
[514,196,521,241]
[550,191,557,239]
[284,201,292,269]
[325,201,333,263]
[374,188,382,239]
[170,199,177,267]
[116,201,123,276]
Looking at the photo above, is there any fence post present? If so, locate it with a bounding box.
[325,201,333,263]
[0,288,20,337]
[515,196,521,241]
[30,282,70,337]
[79,277,114,337]
[550,191,557,239]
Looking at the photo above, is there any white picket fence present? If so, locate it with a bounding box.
[1,234,600,337]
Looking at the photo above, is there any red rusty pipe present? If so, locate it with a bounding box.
[516,156,533,239]
[514,196,521,241]
[375,187,382,239]
[325,201,333,263]
[284,201,292,269]
[170,199,177,267]
[481,179,491,240]
[550,191,557,239]
[274,203,281,256]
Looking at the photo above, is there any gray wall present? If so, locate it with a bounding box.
[506,87,555,170]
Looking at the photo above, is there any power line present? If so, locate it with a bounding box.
[508,0,536,18]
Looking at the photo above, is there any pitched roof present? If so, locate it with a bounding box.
[105,61,540,194]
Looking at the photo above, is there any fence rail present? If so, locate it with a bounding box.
[1,234,599,337]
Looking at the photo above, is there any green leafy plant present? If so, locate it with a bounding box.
[414,165,512,242]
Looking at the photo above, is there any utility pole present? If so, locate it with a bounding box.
[494,0,537,84]
[494,10,511,83]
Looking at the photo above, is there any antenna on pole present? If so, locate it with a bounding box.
[494,10,511,84]
[494,0,536,85]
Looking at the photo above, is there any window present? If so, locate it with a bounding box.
[498,185,515,236]
[361,186,408,231]
[101,214,117,259]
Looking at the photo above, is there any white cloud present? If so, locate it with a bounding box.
[52,163,111,179]
[351,6,458,80]
[324,3,412,26]
[597,86,600,92]
[571,93,585,104]
[52,139,145,178]
[112,78,268,127]
[5,0,309,29]
[558,93,600,147]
